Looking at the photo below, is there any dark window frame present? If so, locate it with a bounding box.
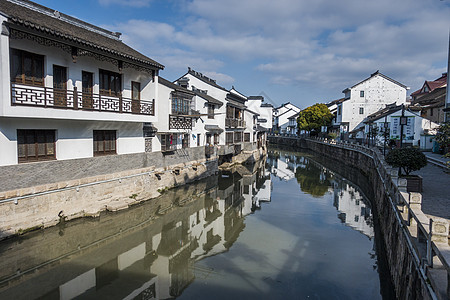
[99,69,121,97]
[10,48,45,87]
[207,104,215,119]
[244,132,250,142]
[359,107,364,115]
[360,91,364,97]
[226,132,233,145]
[93,130,117,156]
[17,129,56,163]
[171,95,191,115]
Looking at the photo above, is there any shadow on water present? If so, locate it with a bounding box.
[0,149,395,300]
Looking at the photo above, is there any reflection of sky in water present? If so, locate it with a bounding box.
[0,152,383,300]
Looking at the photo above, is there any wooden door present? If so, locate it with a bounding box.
[131,81,141,114]
[82,71,94,109]
[53,65,67,107]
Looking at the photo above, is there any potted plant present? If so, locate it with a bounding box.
[385,147,427,192]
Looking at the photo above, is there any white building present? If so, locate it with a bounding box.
[336,71,408,136]
[272,102,301,134]
[153,77,195,152]
[0,0,163,166]
[287,112,299,135]
[247,96,273,131]
[364,103,439,149]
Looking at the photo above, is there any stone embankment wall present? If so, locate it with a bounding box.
[0,143,265,240]
[269,136,448,300]
[0,146,218,240]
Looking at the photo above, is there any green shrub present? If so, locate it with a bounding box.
[385,147,427,176]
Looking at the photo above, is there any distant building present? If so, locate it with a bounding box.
[363,103,439,149]
[410,73,447,103]
[335,71,408,138]
[272,102,301,134]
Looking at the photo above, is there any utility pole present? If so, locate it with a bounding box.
[383,115,388,155]
[445,30,450,122]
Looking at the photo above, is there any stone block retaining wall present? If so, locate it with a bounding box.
[269,136,447,300]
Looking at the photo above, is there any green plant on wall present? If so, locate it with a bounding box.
[385,147,427,176]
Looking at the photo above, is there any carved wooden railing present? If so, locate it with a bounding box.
[11,83,155,116]
[225,118,246,128]
[169,115,193,130]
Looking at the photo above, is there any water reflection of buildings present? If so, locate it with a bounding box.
[0,161,271,300]
[332,180,374,238]
[268,150,374,239]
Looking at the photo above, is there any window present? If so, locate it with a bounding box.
[214,134,219,145]
[338,106,342,115]
[10,49,44,86]
[131,81,141,114]
[359,107,364,114]
[360,91,364,97]
[99,69,121,97]
[93,130,116,156]
[171,95,190,115]
[234,132,242,143]
[17,130,56,163]
[430,108,434,116]
[226,132,233,145]
[244,133,250,142]
[208,104,215,119]
[160,133,175,152]
[53,65,67,107]
[82,71,94,109]
[226,105,234,118]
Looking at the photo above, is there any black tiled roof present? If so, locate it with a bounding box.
[1,0,164,70]
[159,77,195,96]
[193,90,223,107]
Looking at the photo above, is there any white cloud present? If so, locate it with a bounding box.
[106,0,450,104]
[98,0,152,7]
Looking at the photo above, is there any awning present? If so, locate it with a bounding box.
[255,125,269,132]
[205,124,224,133]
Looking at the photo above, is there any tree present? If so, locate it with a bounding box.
[435,122,450,154]
[297,103,333,133]
[385,148,427,176]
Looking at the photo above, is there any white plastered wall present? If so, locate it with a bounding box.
[0,118,144,166]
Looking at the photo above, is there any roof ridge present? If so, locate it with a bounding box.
[7,0,121,40]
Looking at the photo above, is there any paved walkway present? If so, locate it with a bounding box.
[416,154,450,220]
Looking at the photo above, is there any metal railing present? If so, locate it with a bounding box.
[11,83,155,115]
[308,137,449,300]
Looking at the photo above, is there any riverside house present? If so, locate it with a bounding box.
[0,0,163,166]
[335,71,408,138]
[175,68,249,160]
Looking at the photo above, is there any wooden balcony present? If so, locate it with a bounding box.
[11,83,155,115]
[169,115,193,130]
[225,118,246,128]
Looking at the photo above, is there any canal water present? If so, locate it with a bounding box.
[0,148,394,299]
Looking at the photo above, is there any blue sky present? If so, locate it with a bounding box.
[34,0,450,108]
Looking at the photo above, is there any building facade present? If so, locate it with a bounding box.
[0,0,163,166]
[335,71,408,136]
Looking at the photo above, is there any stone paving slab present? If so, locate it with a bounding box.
[416,163,450,220]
